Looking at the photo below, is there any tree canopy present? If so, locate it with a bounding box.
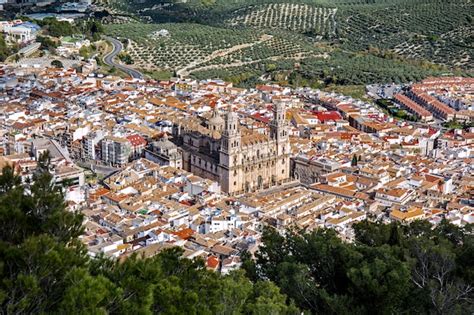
[0,153,472,313]
[243,221,474,314]
[0,156,297,314]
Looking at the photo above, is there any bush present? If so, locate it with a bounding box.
[51,60,64,68]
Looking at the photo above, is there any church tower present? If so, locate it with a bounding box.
[270,101,290,184]
[219,110,242,194]
[270,101,289,143]
[221,110,240,154]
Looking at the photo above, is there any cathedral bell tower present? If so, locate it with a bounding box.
[270,101,288,143]
[270,101,290,184]
[219,109,242,194]
[221,110,241,156]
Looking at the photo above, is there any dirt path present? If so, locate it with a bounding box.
[188,52,328,74]
[176,34,273,77]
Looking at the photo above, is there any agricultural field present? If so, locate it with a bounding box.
[337,1,473,68]
[190,51,453,88]
[104,23,322,77]
[100,0,473,86]
[226,4,337,37]
[105,23,262,71]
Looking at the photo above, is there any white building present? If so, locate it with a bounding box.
[3,22,40,44]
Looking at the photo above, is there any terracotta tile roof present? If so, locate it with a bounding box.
[207,256,219,269]
[126,134,147,147]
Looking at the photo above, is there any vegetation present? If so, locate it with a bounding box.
[79,44,97,59]
[226,3,337,36]
[50,59,64,68]
[36,35,58,52]
[0,157,298,314]
[0,155,472,313]
[104,20,466,88]
[323,85,368,100]
[99,0,472,86]
[243,221,474,314]
[36,17,75,38]
[118,51,133,64]
[0,34,11,62]
[443,118,474,130]
[351,154,358,166]
[79,19,105,41]
[33,17,104,41]
[376,99,418,121]
[105,22,262,71]
[144,69,175,80]
[336,2,473,68]
[190,50,457,89]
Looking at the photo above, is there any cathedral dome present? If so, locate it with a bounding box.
[208,114,224,126]
[208,111,224,131]
[210,130,221,139]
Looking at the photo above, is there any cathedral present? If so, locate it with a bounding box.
[172,103,291,195]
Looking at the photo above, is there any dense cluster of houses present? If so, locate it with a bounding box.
[0,63,472,267]
[394,77,474,122]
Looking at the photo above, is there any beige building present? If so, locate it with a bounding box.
[175,103,291,195]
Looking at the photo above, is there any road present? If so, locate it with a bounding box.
[103,37,144,79]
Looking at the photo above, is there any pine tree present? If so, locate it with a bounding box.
[0,153,299,314]
[351,154,358,166]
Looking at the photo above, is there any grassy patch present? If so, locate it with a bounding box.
[323,85,368,100]
[144,69,174,80]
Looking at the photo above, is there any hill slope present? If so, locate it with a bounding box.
[98,0,472,85]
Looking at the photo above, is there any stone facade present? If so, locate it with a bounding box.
[145,136,182,169]
[174,104,291,195]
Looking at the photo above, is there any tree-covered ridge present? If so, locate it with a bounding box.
[0,34,18,62]
[99,0,472,87]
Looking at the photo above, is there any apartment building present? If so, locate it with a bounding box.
[101,136,131,167]
[83,130,106,160]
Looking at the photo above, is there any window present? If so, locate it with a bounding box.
[233,181,237,186]
[282,169,285,174]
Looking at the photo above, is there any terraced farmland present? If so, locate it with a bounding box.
[227,4,337,36]
[104,23,315,75]
[105,23,262,70]
[337,1,473,68]
[100,0,472,86]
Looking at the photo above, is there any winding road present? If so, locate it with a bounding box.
[103,37,144,79]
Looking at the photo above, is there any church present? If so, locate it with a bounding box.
[172,103,291,195]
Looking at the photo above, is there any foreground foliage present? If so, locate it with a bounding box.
[0,159,297,314]
[243,221,474,314]
[0,156,472,313]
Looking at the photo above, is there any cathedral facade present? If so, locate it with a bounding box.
[173,103,291,195]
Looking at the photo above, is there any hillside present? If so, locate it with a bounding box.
[98,0,473,85]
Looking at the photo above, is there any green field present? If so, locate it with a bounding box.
[99,0,473,86]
